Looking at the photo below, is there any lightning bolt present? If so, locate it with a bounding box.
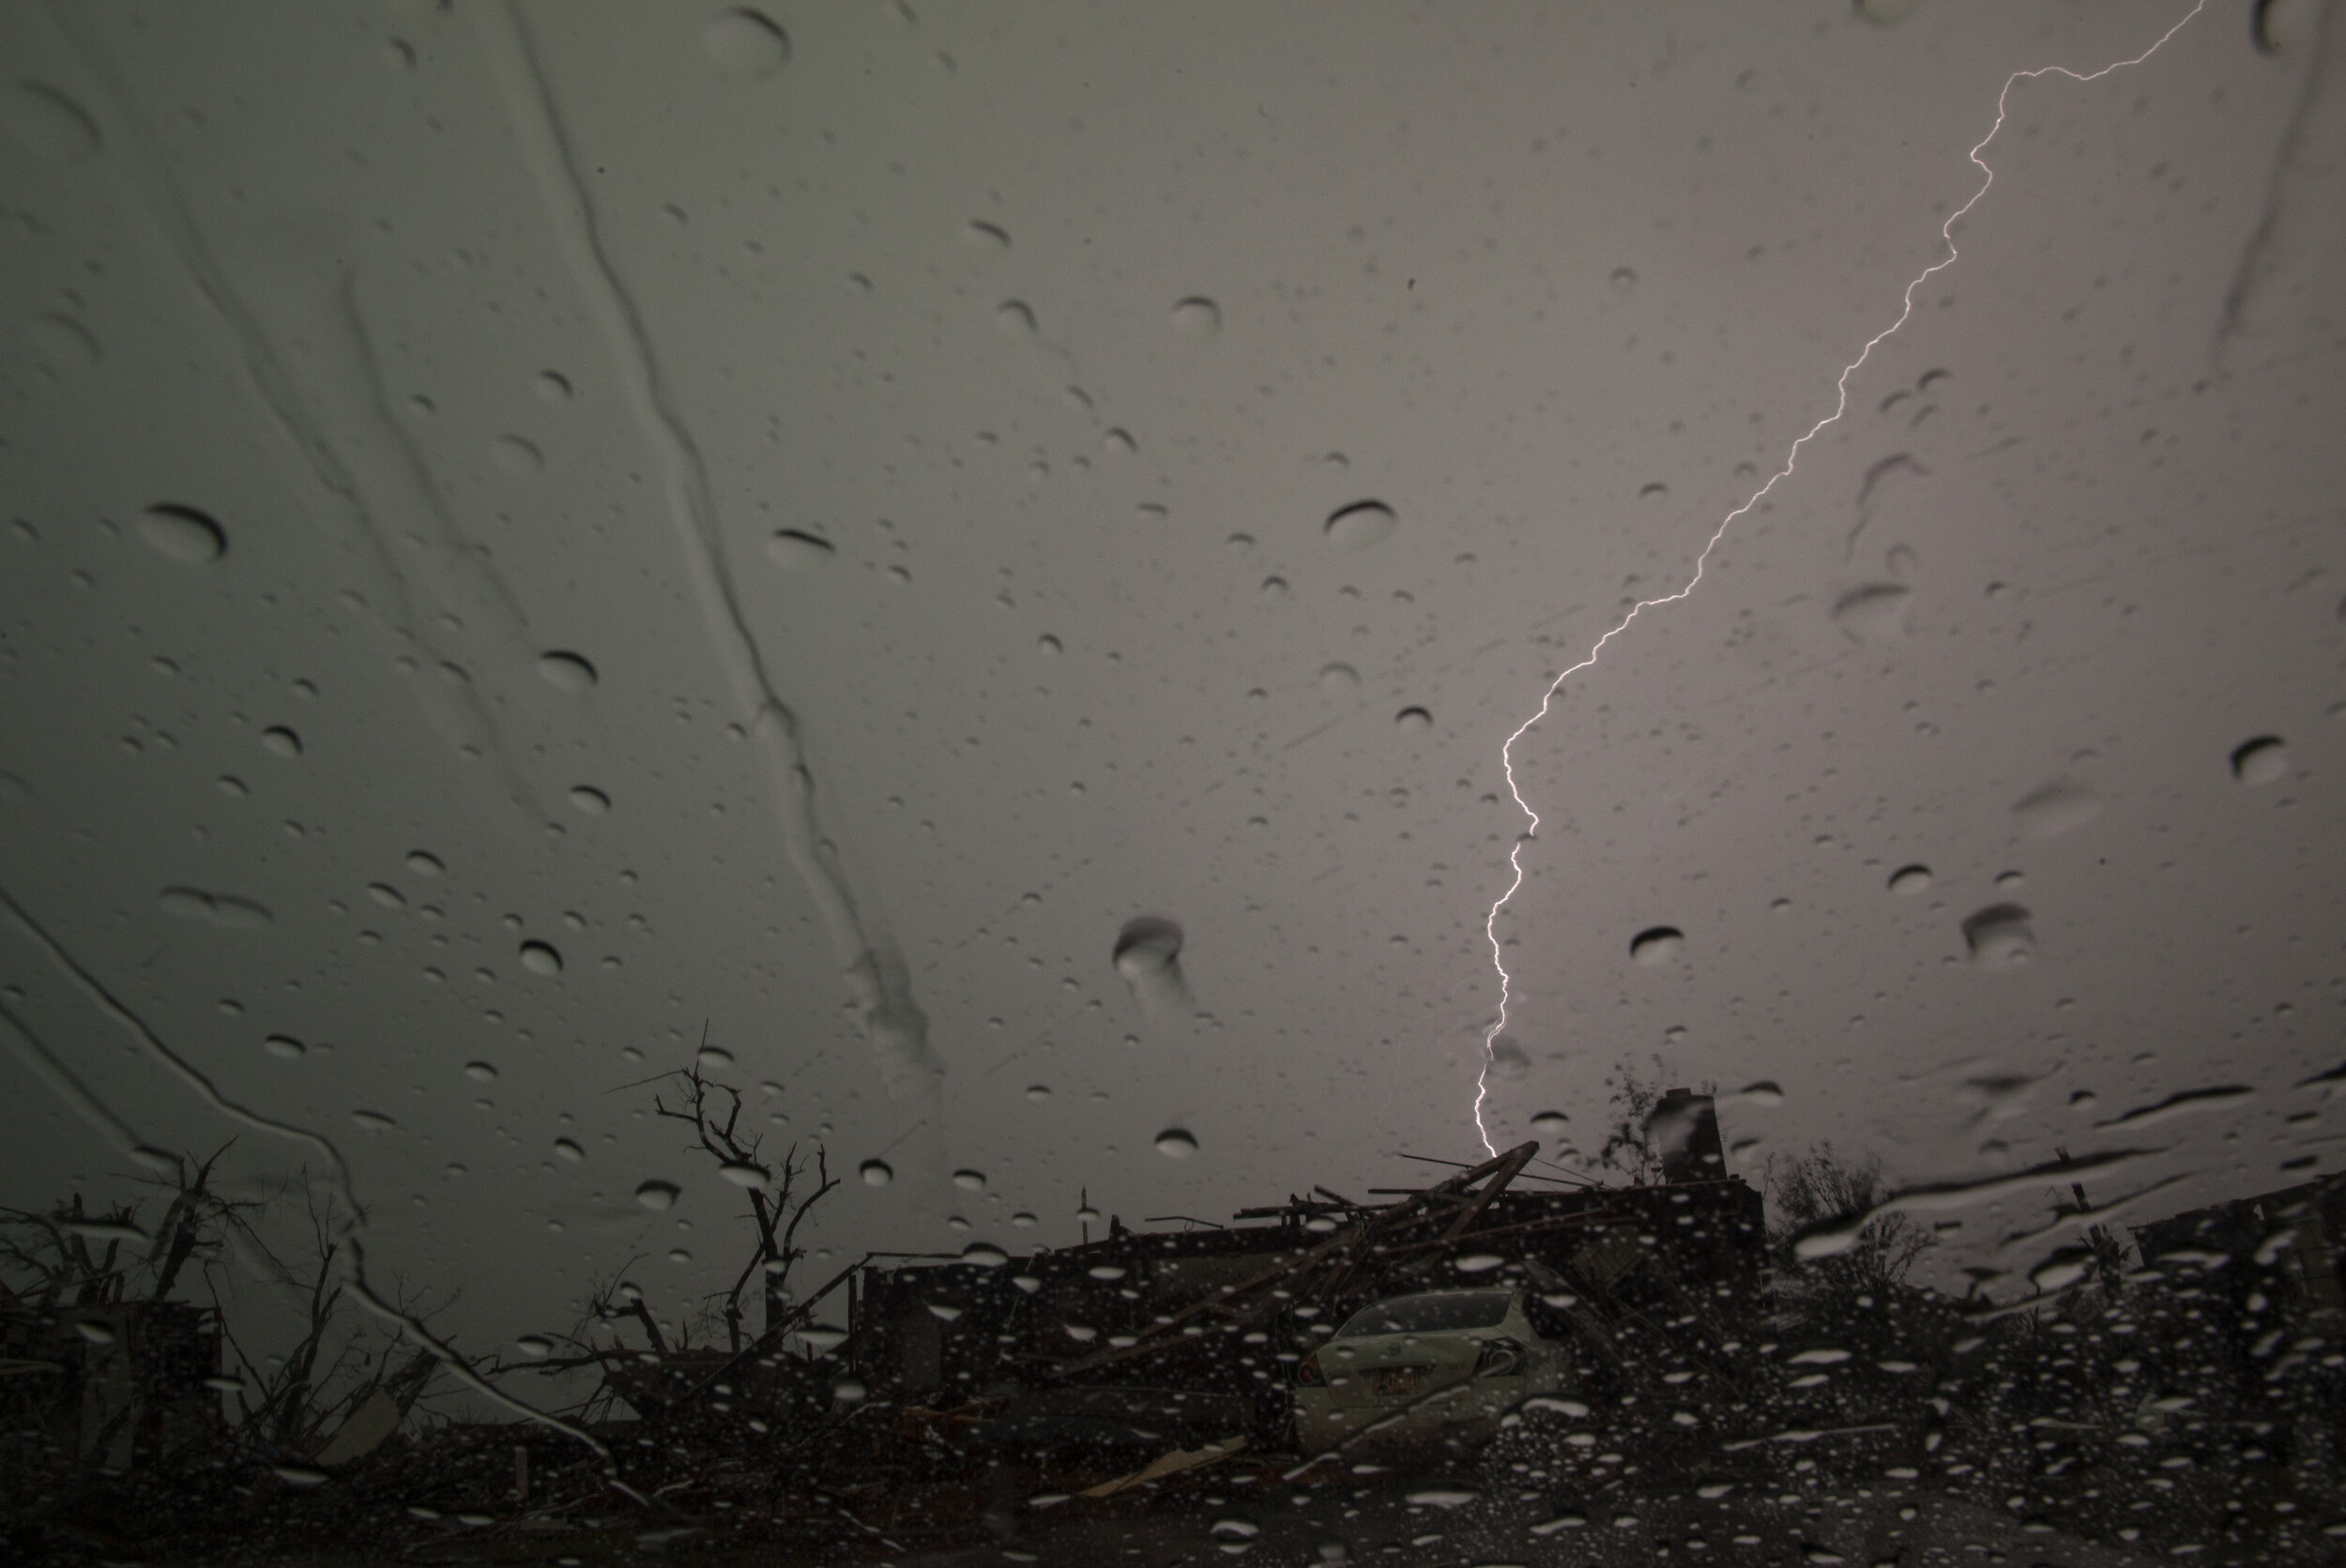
[1472,1,2207,1157]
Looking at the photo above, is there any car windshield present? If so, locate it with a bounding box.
[1334,1292,1511,1338]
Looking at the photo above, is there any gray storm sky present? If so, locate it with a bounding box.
[2,0,2340,1363]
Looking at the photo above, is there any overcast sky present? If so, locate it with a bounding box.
[2,0,2340,1369]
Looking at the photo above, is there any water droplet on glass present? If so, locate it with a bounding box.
[261,725,302,758]
[263,1035,305,1060]
[860,1159,893,1186]
[2012,779,2101,839]
[1395,707,1432,732]
[961,1242,1009,1267]
[406,850,445,876]
[1831,582,1912,641]
[1960,904,2034,968]
[697,1044,732,1071]
[994,300,1037,337]
[554,1139,583,1162]
[1737,1080,1785,1106]
[352,1110,397,1132]
[135,505,227,566]
[1169,297,1221,339]
[1260,576,1289,600]
[465,1060,498,1081]
[720,1160,769,1189]
[1630,926,1684,967]
[535,371,572,402]
[30,313,99,370]
[536,650,598,692]
[1530,1110,1569,1137]
[964,219,1011,253]
[515,1334,553,1360]
[766,528,835,569]
[1324,499,1397,551]
[2232,736,2289,785]
[634,1180,679,1211]
[1887,864,1932,896]
[952,1169,987,1192]
[519,939,563,975]
[1037,634,1063,656]
[832,1377,868,1402]
[1026,1084,1051,1101]
[494,434,543,477]
[1112,916,1189,1012]
[1608,266,1638,297]
[367,882,406,908]
[1318,662,1360,694]
[703,8,791,78]
[1154,1128,1198,1158]
[0,84,99,162]
[568,784,611,814]
[158,887,272,929]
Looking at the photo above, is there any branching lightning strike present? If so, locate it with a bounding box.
[1472,2,2207,1157]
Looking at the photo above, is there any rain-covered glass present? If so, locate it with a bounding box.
[3,1,2341,1563]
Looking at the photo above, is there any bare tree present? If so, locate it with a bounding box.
[0,1194,142,1314]
[650,1056,838,1352]
[1763,1142,1935,1297]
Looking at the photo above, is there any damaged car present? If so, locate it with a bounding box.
[1291,1286,1572,1456]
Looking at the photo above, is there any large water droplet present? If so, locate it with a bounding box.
[964,220,1011,254]
[2256,0,2324,53]
[1395,706,1432,733]
[1154,1127,1198,1159]
[1961,904,2034,968]
[952,1169,987,1192]
[261,726,302,758]
[860,1159,893,1187]
[703,8,791,78]
[494,434,543,477]
[30,313,99,371]
[720,1160,769,1189]
[766,529,835,569]
[1169,297,1221,339]
[1629,926,1684,967]
[137,505,227,566]
[263,1035,306,1060]
[2012,779,2101,839]
[536,651,598,692]
[1530,1110,1569,1137]
[1112,916,1189,1014]
[406,850,445,876]
[1831,583,1911,641]
[1887,864,1933,896]
[1318,662,1360,694]
[158,887,273,930]
[2232,736,2289,785]
[634,1180,680,1210]
[1607,266,1638,298]
[0,84,99,162]
[1324,500,1397,551]
[518,939,563,975]
[994,300,1037,337]
[568,784,611,814]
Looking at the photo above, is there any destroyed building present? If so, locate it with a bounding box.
[838,1092,1764,1451]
